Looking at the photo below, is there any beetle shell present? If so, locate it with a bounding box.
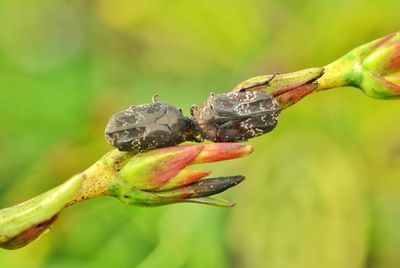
[105,102,191,152]
[191,91,281,141]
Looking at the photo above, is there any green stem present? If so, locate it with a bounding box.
[316,58,354,91]
[66,150,132,206]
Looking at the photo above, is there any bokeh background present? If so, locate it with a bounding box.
[0,1,399,267]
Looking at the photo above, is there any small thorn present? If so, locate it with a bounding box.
[270,72,279,81]
[152,94,159,102]
[261,73,279,86]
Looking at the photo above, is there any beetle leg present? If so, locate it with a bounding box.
[152,94,159,102]
[183,128,204,143]
[191,136,204,143]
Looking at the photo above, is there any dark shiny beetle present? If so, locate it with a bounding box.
[190,91,281,142]
[105,96,195,152]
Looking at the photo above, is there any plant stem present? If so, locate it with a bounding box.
[316,57,355,91]
[65,150,132,206]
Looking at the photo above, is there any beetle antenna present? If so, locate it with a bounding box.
[152,94,159,102]
[190,105,198,116]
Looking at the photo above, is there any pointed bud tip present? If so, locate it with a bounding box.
[193,143,253,164]
[189,175,245,198]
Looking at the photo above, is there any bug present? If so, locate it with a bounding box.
[105,96,197,152]
[190,90,281,142]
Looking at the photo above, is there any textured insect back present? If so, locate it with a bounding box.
[191,91,282,142]
[105,101,193,152]
[236,91,281,140]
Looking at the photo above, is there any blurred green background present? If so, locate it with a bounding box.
[0,0,399,267]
